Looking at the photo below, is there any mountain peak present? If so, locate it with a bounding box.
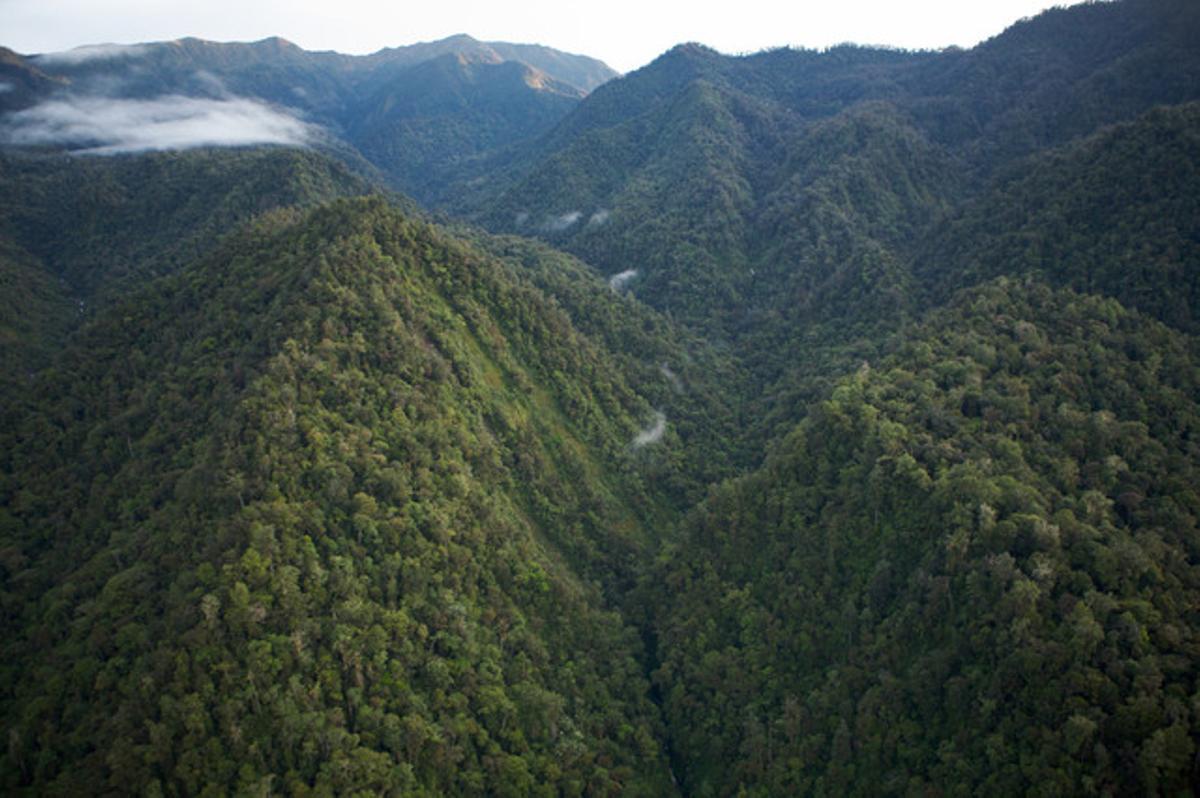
[439,33,480,45]
[665,42,721,61]
[252,35,301,50]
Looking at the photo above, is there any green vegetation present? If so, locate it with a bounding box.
[917,103,1200,333]
[0,148,375,301]
[652,281,1200,795]
[348,57,584,207]
[0,198,681,795]
[2,0,1199,794]
[10,35,616,202]
[0,148,374,388]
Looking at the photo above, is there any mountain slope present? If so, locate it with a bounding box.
[0,147,374,381]
[452,0,1200,340]
[0,47,67,112]
[348,54,583,205]
[652,280,1200,795]
[0,197,679,795]
[4,35,617,200]
[917,102,1200,334]
[2,1,1199,793]
[0,235,72,378]
[905,0,1200,162]
[749,97,1200,446]
[360,34,616,93]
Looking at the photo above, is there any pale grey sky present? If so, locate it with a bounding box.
[2,0,1077,73]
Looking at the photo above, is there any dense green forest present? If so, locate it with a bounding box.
[1,197,695,794]
[652,281,1200,795]
[1,0,1199,793]
[0,35,615,204]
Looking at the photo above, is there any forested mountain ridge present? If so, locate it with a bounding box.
[651,280,1200,795]
[0,197,694,794]
[2,0,1199,793]
[5,34,614,115]
[456,0,1199,336]
[0,148,376,381]
[915,101,1200,334]
[744,97,1200,447]
[448,0,1200,450]
[0,35,617,202]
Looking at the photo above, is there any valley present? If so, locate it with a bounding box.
[1,0,1198,793]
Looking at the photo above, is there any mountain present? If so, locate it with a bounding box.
[749,97,1200,445]
[0,147,375,381]
[359,34,617,92]
[651,280,1200,795]
[0,197,689,795]
[916,102,1200,334]
[0,47,66,111]
[346,54,585,206]
[444,0,1200,445]
[3,0,1200,794]
[452,0,1200,331]
[0,35,617,202]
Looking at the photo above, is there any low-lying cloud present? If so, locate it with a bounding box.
[633,410,666,448]
[587,208,611,228]
[659,362,683,393]
[608,269,638,291]
[0,82,13,94]
[1,94,314,154]
[34,43,150,66]
[542,210,581,232]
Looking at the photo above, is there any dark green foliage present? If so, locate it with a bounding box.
[0,147,374,388]
[0,198,678,795]
[918,102,1200,333]
[348,56,583,207]
[0,235,73,377]
[3,1,1200,794]
[464,231,755,500]
[907,0,1200,163]
[653,281,1200,795]
[0,148,374,301]
[455,0,1200,351]
[12,35,616,202]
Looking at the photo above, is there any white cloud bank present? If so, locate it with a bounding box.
[1,95,314,154]
[34,43,150,66]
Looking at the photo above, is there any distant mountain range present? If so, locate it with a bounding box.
[2,0,1199,794]
[0,34,617,202]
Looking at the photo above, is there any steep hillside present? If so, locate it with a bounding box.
[0,197,681,795]
[347,55,583,206]
[453,0,1200,343]
[25,37,356,122]
[359,34,616,93]
[3,35,617,200]
[0,147,374,380]
[917,102,1200,334]
[652,280,1200,795]
[0,235,72,377]
[750,98,1200,445]
[0,47,67,112]
[904,0,1200,162]
[1,0,1198,793]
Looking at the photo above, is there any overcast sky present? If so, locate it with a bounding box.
[3,0,1076,73]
